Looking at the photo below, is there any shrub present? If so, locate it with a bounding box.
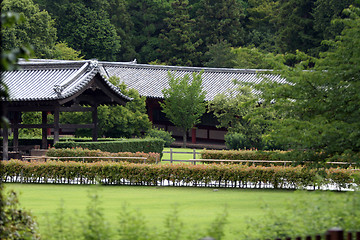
[2,160,358,190]
[46,147,160,164]
[243,191,360,239]
[0,189,40,239]
[200,149,287,161]
[146,128,175,147]
[225,132,252,150]
[54,138,164,156]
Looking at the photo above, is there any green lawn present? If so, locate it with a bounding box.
[3,183,336,239]
[162,147,202,163]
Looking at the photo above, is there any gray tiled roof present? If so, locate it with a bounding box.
[101,62,285,101]
[2,59,285,102]
[2,59,131,102]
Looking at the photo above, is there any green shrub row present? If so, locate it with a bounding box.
[46,147,160,164]
[200,149,360,166]
[200,149,287,161]
[2,160,359,190]
[54,138,164,156]
[0,137,124,147]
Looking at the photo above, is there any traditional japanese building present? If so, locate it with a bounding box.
[1,59,286,158]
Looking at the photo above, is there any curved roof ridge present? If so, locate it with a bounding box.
[100,61,273,74]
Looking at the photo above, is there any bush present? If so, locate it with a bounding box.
[2,160,358,190]
[46,147,160,164]
[0,189,40,239]
[146,128,175,147]
[54,138,164,156]
[200,149,287,161]
[243,191,360,239]
[225,132,253,150]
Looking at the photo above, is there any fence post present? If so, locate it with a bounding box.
[327,228,344,240]
[170,148,173,164]
[193,149,196,165]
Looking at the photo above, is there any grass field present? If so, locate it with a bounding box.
[162,147,201,163]
[3,183,340,239]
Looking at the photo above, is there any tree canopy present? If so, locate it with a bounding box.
[161,71,206,147]
[252,4,360,157]
[3,0,349,65]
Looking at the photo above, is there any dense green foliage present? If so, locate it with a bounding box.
[39,193,228,240]
[201,149,286,161]
[244,191,360,239]
[0,190,40,239]
[2,0,356,65]
[208,86,270,150]
[161,71,206,147]
[251,5,360,159]
[46,147,160,164]
[54,138,164,155]
[146,127,175,147]
[3,160,359,190]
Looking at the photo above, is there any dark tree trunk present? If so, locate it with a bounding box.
[182,128,187,148]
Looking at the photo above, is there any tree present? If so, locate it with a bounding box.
[208,86,271,149]
[195,0,246,55]
[97,79,152,138]
[1,0,57,58]
[161,71,206,147]
[231,46,285,69]
[51,42,83,60]
[245,0,279,52]
[60,77,151,138]
[158,0,202,66]
[127,0,170,63]
[1,11,39,240]
[254,4,360,158]
[273,0,319,55]
[203,40,237,68]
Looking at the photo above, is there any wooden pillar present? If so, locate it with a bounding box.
[13,112,20,152]
[92,105,98,141]
[191,127,196,144]
[41,111,48,149]
[53,105,60,144]
[327,228,343,240]
[2,104,9,160]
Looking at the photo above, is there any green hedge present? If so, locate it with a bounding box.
[54,138,164,156]
[0,137,123,148]
[2,160,359,190]
[46,147,160,164]
[200,150,287,161]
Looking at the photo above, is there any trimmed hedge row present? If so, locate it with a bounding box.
[54,138,164,155]
[46,147,160,164]
[200,150,286,161]
[2,160,359,190]
[0,137,124,147]
[200,149,360,166]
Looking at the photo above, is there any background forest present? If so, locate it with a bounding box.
[2,0,357,68]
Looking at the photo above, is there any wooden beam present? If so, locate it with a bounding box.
[60,106,93,112]
[11,124,54,129]
[60,124,94,129]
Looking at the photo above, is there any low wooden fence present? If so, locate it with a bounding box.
[161,149,355,167]
[162,148,201,164]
